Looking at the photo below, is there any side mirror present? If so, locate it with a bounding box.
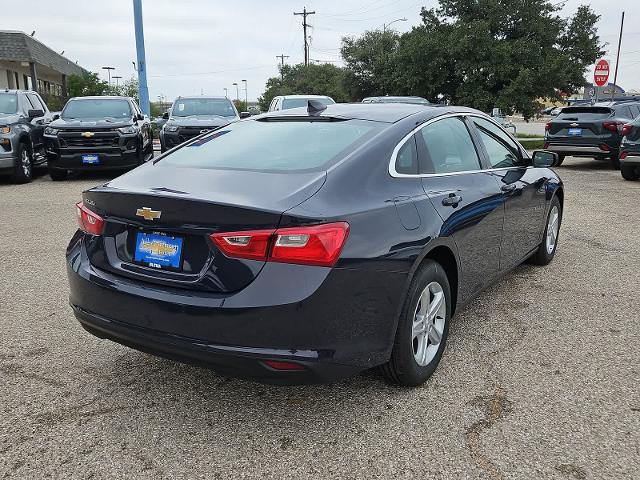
[532,150,558,168]
[162,112,169,120]
[135,113,145,121]
[27,109,44,120]
[52,113,60,121]
[239,111,251,119]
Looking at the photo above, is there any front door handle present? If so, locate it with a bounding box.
[442,193,462,207]
[501,183,517,193]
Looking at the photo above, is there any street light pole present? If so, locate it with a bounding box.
[381,18,407,95]
[242,79,247,106]
[101,66,115,84]
[232,82,239,101]
[113,75,122,87]
[223,87,228,98]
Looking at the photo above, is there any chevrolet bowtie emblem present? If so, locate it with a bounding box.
[81,131,95,138]
[136,207,161,221]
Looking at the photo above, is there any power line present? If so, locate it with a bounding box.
[294,7,316,66]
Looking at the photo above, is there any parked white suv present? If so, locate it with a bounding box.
[268,95,335,112]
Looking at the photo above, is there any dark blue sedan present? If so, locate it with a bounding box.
[67,102,564,386]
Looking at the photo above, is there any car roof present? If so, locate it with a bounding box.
[278,95,333,99]
[258,102,481,123]
[175,96,230,101]
[69,96,133,101]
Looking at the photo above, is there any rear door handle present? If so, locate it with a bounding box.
[501,184,517,193]
[442,194,462,206]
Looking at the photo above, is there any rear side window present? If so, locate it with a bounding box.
[395,137,418,174]
[618,106,634,119]
[472,117,522,168]
[417,117,481,174]
[159,119,381,172]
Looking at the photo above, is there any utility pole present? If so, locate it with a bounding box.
[132,0,150,116]
[232,82,239,101]
[276,54,290,80]
[294,7,315,66]
[612,11,625,100]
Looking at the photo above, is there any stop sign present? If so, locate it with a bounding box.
[594,59,610,87]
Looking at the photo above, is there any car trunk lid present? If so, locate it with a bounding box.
[82,163,326,293]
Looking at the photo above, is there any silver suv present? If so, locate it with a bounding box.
[0,89,51,183]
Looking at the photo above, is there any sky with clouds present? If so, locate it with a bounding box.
[4,0,640,102]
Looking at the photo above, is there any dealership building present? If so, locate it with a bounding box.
[0,30,86,97]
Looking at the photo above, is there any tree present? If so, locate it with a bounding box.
[233,99,248,113]
[342,0,603,119]
[258,63,350,111]
[106,76,139,104]
[341,29,401,100]
[67,72,109,97]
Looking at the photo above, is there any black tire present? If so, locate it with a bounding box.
[555,154,565,166]
[528,196,562,266]
[48,165,69,181]
[11,142,33,184]
[621,165,640,181]
[381,260,452,387]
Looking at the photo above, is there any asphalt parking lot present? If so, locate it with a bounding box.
[1,158,638,480]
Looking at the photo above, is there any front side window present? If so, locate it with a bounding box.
[62,99,132,120]
[472,117,523,168]
[159,118,381,172]
[172,98,237,117]
[27,93,45,112]
[417,117,481,174]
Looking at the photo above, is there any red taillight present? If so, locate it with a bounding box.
[270,222,349,267]
[545,122,552,131]
[210,222,349,267]
[210,229,273,261]
[75,202,104,235]
[603,121,623,133]
[543,142,549,149]
[599,143,610,152]
[620,151,628,160]
[263,360,306,371]
[621,124,632,137]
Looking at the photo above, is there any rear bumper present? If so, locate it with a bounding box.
[66,234,406,384]
[620,151,640,166]
[73,305,359,384]
[544,144,613,157]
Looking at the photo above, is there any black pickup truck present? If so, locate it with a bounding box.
[44,96,153,180]
[0,89,51,183]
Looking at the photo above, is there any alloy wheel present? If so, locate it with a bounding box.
[21,149,32,178]
[546,206,559,254]
[411,281,446,367]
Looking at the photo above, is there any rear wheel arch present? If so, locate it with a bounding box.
[554,185,564,210]
[406,242,459,316]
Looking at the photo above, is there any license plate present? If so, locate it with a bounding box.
[567,128,582,136]
[134,232,184,270]
[81,154,100,164]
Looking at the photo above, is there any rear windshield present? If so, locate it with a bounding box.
[62,99,131,119]
[0,93,18,114]
[282,97,335,110]
[172,98,237,117]
[158,118,381,172]
[558,107,612,119]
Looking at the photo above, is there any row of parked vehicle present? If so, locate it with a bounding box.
[2,89,639,184]
[543,97,640,180]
